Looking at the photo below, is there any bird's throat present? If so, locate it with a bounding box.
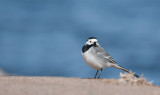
[82,44,97,53]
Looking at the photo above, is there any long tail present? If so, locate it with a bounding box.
[113,64,139,78]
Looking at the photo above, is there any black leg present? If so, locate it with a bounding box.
[94,70,99,78]
[98,69,103,79]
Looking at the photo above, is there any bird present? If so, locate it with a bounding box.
[81,37,139,79]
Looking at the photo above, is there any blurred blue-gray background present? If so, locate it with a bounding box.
[0,0,160,85]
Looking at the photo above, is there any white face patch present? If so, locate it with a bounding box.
[86,39,98,45]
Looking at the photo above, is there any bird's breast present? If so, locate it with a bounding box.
[82,49,103,70]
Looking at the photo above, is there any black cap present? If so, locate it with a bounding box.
[88,37,97,40]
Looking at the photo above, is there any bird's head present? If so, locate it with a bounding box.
[85,37,98,46]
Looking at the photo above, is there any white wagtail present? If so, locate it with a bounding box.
[81,37,139,78]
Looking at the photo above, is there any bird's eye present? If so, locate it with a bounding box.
[90,41,92,43]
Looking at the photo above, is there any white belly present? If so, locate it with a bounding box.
[82,50,104,70]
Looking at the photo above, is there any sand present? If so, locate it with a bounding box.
[0,76,160,95]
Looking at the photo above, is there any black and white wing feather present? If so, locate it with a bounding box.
[92,45,139,78]
[93,45,117,64]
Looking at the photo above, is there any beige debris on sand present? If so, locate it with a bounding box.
[118,72,153,86]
